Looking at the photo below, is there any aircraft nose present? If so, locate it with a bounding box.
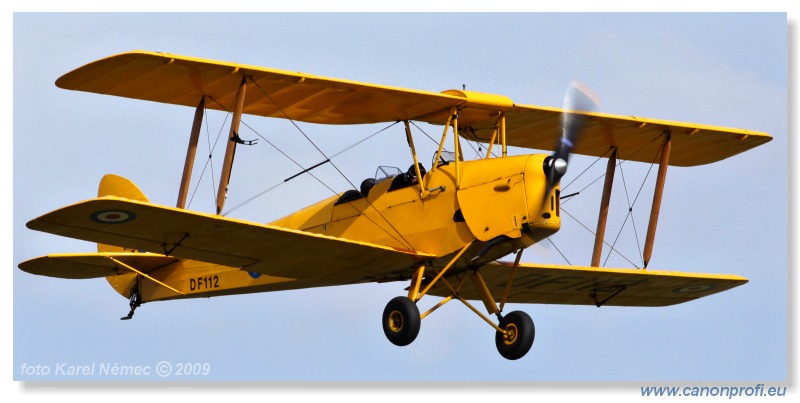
[524,154,561,231]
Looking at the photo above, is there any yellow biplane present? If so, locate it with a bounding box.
[19,51,771,360]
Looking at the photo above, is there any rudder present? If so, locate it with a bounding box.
[97,174,149,300]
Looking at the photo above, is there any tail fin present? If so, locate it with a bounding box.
[97,174,149,253]
[98,174,149,201]
[97,174,151,302]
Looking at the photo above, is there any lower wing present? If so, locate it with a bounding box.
[24,197,434,287]
[431,261,748,307]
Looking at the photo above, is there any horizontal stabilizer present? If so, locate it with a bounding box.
[430,261,748,307]
[19,253,177,279]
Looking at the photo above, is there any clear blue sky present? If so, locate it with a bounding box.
[7,7,792,398]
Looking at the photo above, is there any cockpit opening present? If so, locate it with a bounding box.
[389,163,426,191]
[336,162,429,205]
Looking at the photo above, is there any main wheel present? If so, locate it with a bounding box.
[382,296,421,346]
[495,310,535,360]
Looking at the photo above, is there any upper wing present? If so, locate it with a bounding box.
[26,197,434,286]
[429,261,748,307]
[58,50,770,166]
[55,50,469,125]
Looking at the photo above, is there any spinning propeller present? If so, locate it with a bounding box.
[542,81,600,201]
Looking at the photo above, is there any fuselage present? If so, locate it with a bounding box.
[127,154,564,303]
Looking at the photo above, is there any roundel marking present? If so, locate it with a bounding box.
[90,210,137,224]
[248,271,262,279]
[673,284,715,293]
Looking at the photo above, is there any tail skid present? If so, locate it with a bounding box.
[120,286,142,320]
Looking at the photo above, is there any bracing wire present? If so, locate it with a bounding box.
[546,237,572,266]
[560,207,640,268]
[602,133,667,267]
[186,98,229,209]
[243,77,416,250]
[562,132,664,206]
[561,148,613,195]
[551,132,669,268]
[222,120,400,216]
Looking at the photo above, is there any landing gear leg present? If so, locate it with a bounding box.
[495,311,535,360]
[120,287,142,321]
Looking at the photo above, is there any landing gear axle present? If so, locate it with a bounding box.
[495,310,535,360]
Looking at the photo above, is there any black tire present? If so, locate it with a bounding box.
[495,310,535,360]
[382,296,421,346]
